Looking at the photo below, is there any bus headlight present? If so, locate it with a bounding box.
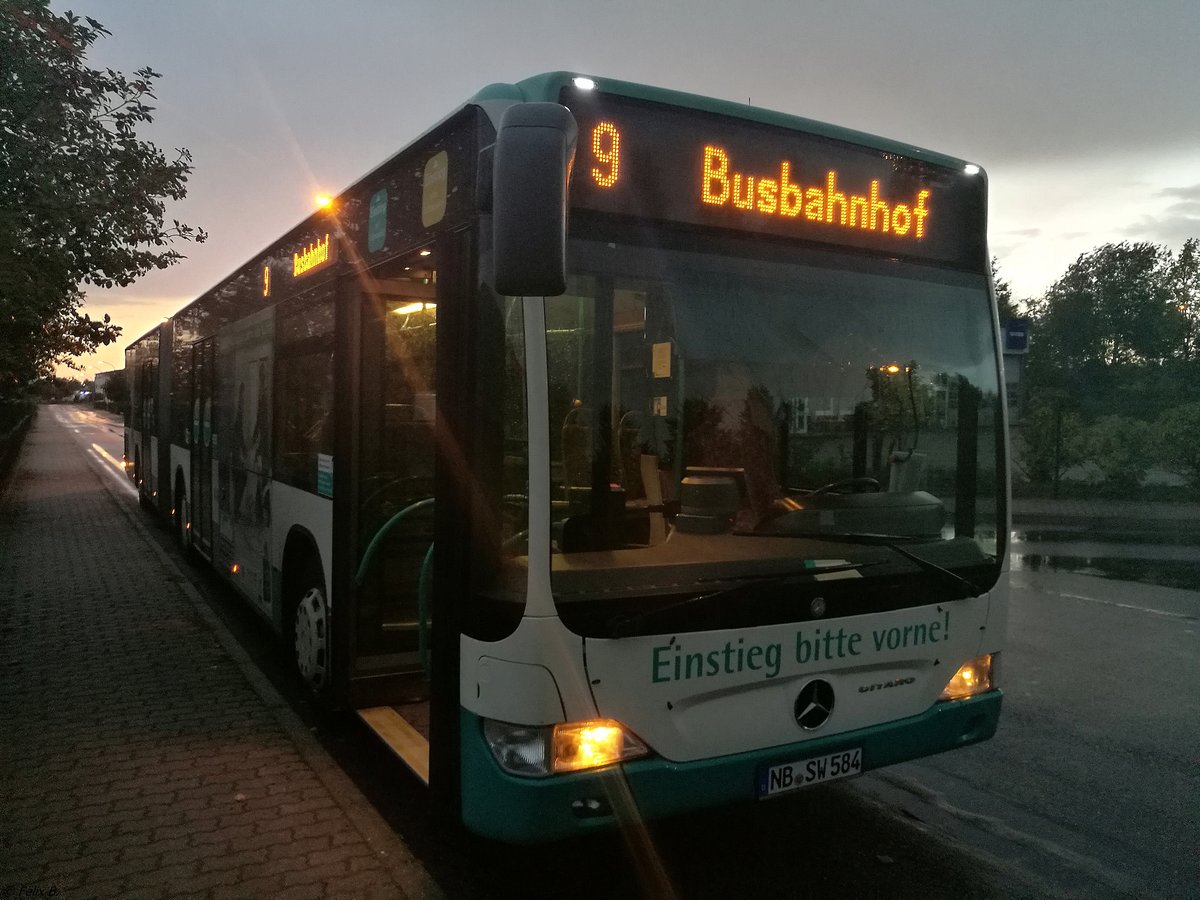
[483,718,649,777]
[938,653,995,700]
[553,720,649,774]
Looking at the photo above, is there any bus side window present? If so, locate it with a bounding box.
[274,289,335,493]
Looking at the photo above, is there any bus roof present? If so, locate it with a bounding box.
[471,72,978,174]
[127,72,979,354]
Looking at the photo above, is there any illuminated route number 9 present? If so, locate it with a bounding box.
[590,122,621,188]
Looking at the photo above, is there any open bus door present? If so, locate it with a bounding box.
[350,229,481,815]
[349,247,443,785]
[353,105,574,821]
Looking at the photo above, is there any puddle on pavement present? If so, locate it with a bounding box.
[1014,554,1200,591]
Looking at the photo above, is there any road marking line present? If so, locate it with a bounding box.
[1012,577,1196,621]
[1057,591,1195,620]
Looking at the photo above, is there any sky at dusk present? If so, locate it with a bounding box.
[58,0,1200,379]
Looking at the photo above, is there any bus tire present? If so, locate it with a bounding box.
[288,564,330,695]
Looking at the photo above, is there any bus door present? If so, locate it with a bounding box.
[137,359,157,496]
[190,338,216,558]
[352,250,439,695]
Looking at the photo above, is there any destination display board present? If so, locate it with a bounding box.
[564,92,986,268]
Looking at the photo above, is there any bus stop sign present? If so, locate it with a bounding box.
[1004,318,1029,354]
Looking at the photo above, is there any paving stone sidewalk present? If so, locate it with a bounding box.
[0,410,436,899]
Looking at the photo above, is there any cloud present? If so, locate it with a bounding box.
[1108,181,1200,246]
[1120,211,1200,246]
[1163,198,1200,219]
[1005,228,1041,238]
[1158,184,1200,203]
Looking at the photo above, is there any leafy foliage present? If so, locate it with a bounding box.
[1171,238,1200,357]
[1087,414,1152,492]
[1153,402,1200,489]
[1017,400,1089,485]
[99,366,127,403]
[1009,238,1200,496]
[991,256,1019,321]
[0,1,205,398]
[1024,240,1199,421]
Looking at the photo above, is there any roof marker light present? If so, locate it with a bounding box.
[573,77,596,91]
[963,164,981,176]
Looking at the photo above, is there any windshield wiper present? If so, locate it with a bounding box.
[766,531,983,600]
[882,541,982,599]
[605,560,882,638]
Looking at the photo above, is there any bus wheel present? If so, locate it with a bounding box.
[292,578,329,693]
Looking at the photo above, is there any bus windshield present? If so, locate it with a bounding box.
[544,235,1003,636]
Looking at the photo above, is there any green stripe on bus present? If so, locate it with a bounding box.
[459,692,1002,843]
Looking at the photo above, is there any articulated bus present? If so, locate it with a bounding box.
[125,72,1008,842]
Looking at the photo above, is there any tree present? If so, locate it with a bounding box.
[991,257,1020,321]
[1025,241,1193,419]
[1016,399,1088,486]
[1088,414,1151,493]
[1169,237,1200,357]
[1031,242,1183,368]
[100,367,127,404]
[0,2,205,399]
[1154,402,1200,491]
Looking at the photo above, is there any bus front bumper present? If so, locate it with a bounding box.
[460,690,1001,843]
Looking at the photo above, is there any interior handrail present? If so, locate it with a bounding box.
[355,496,435,587]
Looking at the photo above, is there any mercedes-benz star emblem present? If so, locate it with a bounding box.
[794,679,835,730]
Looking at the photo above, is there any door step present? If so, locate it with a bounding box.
[357,703,430,784]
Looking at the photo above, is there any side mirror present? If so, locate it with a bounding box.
[492,103,577,297]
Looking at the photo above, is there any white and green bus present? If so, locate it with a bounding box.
[125,72,1007,842]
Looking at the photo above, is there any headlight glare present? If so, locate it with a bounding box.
[483,717,649,776]
[552,719,648,773]
[939,653,995,700]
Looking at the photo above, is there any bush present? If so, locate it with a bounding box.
[0,400,35,483]
[1088,415,1152,493]
[0,399,35,435]
[1016,401,1088,484]
[1154,403,1200,489]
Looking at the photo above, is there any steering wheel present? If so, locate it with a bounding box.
[811,476,881,495]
